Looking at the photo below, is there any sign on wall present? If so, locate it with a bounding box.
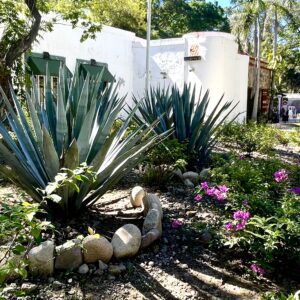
[184,41,201,61]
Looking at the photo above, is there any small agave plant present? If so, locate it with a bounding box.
[0,65,167,217]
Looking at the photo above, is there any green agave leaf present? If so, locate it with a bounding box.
[42,126,60,181]
[56,85,68,156]
[74,74,90,138]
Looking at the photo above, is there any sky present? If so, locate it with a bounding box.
[208,0,232,8]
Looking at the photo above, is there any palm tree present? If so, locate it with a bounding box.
[229,0,298,120]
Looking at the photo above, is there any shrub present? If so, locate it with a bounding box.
[220,121,280,156]
[144,139,188,166]
[194,156,300,270]
[132,83,238,166]
[0,201,53,283]
[0,66,168,218]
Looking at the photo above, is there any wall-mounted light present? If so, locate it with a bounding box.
[160,71,167,79]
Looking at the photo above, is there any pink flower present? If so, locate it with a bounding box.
[250,264,265,276]
[233,210,250,221]
[218,185,229,193]
[236,220,247,231]
[206,187,217,196]
[214,190,227,201]
[225,223,234,231]
[274,169,288,183]
[171,219,183,229]
[194,194,203,202]
[201,181,209,190]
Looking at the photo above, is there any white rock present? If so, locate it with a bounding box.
[111,224,141,259]
[142,194,163,218]
[82,235,113,264]
[141,228,161,249]
[130,186,145,208]
[183,171,199,184]
[55,239,82,270]
[78,264,89,274]
[142,209,162,235]
[28,240,55,276]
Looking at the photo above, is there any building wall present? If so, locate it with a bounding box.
[1,23,250,121]
[184,32,249,121]
[132,38,185,98]
[30,23,136,104]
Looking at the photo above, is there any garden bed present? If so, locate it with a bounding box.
[0,166,299,300]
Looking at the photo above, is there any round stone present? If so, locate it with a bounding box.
[82,235,113,264]
[130,186,145,207]
[111,224,141,259]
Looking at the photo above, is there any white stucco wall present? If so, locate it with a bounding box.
[183,32,249,121]
[31,23,136,104]
[132,38,185,98]
[1,23,249,120]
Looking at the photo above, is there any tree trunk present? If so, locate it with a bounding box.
[0,62,12,97]
[273,7,278,59]
[268,6,278,120]
[251,14,261,121]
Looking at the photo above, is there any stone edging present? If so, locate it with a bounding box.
[27,186,163,277]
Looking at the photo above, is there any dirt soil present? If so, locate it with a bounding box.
[0,171,299,300]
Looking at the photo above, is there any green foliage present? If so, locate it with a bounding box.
[141,139,188,188]
[202,155,300,268]
[145,139,188,166]
[0,201,53,283]
[223,193,300,264]
[133,84,238,166]
[262,290,300,300]
[0,66,167,218]
[41,164,97,217]
[141,164,175,189]
[220,122,280,156]
[151,0,230,39]
[229,0,300,92]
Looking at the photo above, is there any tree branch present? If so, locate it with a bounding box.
[4,0,41,68]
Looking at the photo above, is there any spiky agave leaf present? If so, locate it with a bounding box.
[131,85,173,135]
[133,83,238,166]
[0,63,166,217]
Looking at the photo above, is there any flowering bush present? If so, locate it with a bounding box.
[194,155,300,273]
[194,182,230,203]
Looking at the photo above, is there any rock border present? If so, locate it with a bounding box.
[27,186,163,277]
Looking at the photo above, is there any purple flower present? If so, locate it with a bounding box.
[242,199,249,206]
[238,154,245,160]
[219,185,229,193]
[233,210,250,221]
[206,187,218,196]
[274,169,288,183]
[194,194,203,202]
[289,187,300,195]
[225,223,234,231]
[171,219,183,229]
[250,264,265,276]
[201,181,209,190]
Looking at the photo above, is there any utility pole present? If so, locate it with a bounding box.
[145,0,152,93]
